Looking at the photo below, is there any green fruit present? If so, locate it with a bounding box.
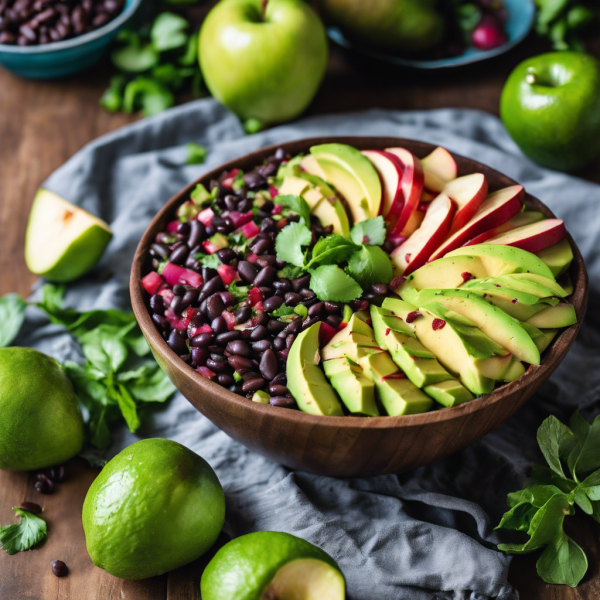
[83,439,225,580]
[320,0,444,54]
[199,0,328,129]
[0,347,84,471]
[201,531,345,600]
[25,189,113,283]
[500,52,600,172]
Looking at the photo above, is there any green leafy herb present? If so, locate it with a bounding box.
[350,216,386,246]
[123,77,175,117]
[269,305,296,317]
[305,234,359,268]
[227,281,249,302]
[0,508,47,555]
[308,265,363,303]
[99,75,127,112]
[151,12,189,52]
[496,412,600,587]
[111,30,160,73]
[178,31,199,66]
[232,169,245,192]
[275,222,312,268]
[195,253,222,269]
[345,245,393,289]
[277,264,304,280]
[190,183,215,206]
[0,294,27,348]
[274,194,311,226]
[186,142,207,165]
[533,0,596,50]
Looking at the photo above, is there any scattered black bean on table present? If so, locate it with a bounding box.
[144,148,392,411]
[0,0,125,46]
[51,560,69,578]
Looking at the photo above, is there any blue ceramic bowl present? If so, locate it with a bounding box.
[0,0,142,79]
[328,0,536,69]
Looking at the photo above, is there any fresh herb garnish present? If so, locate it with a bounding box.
[305,234,359,268]
[191,183,216,206]
[227,281,249,302]
[496,412,600,587]
[186,143,207,165]
[269,305,297,317]
[0,508,47,555]
[350,216,386,246]
[273,194,311,226]
[345,245,393,289]
[277,264,304,280]
[195,253,222,269]
[0,294,26,348]
[275,222,312,268]
[534,0,596,50]
[232,169,245,192]
[150,12,189,52]
[308,265,363,303]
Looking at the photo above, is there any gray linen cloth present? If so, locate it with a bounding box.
[14,100,600,600]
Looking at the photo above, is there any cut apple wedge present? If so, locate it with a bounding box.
[362,150,403,219]
[445,173,488,235]
[483,219,567,253]
[25,188,113,283]
[429,185,524,261]
[466,211,545,246]
[390,193,455,276]
[300,154,326,180]
[421,147,457,192]
[385,147,424,235]
[399,208,425,238]
[421,189,438,203]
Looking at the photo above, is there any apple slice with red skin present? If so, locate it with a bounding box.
[399,207,426,238]
[429,185,524,261]
[421,147,457,192]
[466,211,545,246]
[385,147,424,235]
[482,218,567,253]
[362,150,403,218]
[390,193,455,276]
[445,173,488,235]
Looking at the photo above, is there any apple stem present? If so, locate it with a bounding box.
[261,0,268,21]
[525,73,537,85]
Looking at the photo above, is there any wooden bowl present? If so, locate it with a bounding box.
[130,137,588,478]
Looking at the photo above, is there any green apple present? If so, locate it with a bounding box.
[199,0,328,131]
[201,531,345,600]
[500,52,600,172]
[25,189,113,282]
[319,0,444,55]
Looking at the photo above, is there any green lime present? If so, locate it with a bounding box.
[0,347,84,471]
[82,438,225,580]
[201,531,345,600]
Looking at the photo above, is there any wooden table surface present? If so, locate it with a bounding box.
[1,5,600,597]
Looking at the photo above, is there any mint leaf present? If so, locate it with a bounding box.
[0,294,26,348]
[346,245,393,289]
[537,415,578,478]
[0,508,47,555]
[274,194,311,226]
[186,142,207,165]
[151,12,189,52]
[536,533,587,587]
[309,265,362,303]
[277,264,304,280]
[275,222,312,268]
[495,502,538,533]
[306,234,358,268]
[350,216,386,246]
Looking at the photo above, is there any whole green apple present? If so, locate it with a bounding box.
[319,0,444,55]
[199,0,328,131]
[501,52,600,172]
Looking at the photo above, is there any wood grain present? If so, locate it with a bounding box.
[1,9,599,598]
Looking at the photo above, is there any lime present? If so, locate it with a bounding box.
[201,531,345,600]
[0,347,84,471]
[82,438,225,580]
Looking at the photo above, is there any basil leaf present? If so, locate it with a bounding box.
[537,415,577,478]
[275,222,312,268]
[574,488,593,515]
[346,245,393,289]
[0,294,26,348]
[507,484,565,509]
[536,533,587,587]
[530,465,577,494]
[309,265,363,303]
[350,216,386,246]
[127,366,176,403]
[0,508,47,555]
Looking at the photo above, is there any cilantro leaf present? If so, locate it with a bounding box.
[277,264,304,280]
[274,194,311,226]
[350,216,386,246]
[309,265,362,303]
[111,30,160,73]
[345,245,393,289]
[151,12,189,52]
[194,253,222,269]
[123,77,175,117]
[269,305,296,317]
[0,508,47,555]
[305,234,358,268]
[125,365,176,403]
[99,75,127,112]
[227,282,249,302]
[0,294,26,348]
[275,222,312,268]
[186,142,207,165]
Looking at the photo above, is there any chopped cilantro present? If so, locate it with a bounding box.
[305,234,359,268]
[227,281,249,302]
[277,264,304,280]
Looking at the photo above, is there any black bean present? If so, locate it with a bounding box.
[173,284,186,296]
[260,218,276,232]
[150,243,170,260]
[267,319,287,334]
[217,248,236,265]
[255,256,277,268]
[251,238,271,255]
[167,330,188,355]
[35,475,53,495]
[220,292,236,307]
[249,324,268,340]
[270,396,296,407]
[190,332,214,347]
[254,311,269,326]
[152,314,170,331]
[228,355,254,370]
[259,349,278,380]
[371,283,389,296]
[326,315,342,329]
[177,222,190,235]
[238,198,253,212]
[283,318,302,335]
[263,296,284,313]
[206,294,225,320]
[181,354,192,364]
[215,330,241,345]
[269,384,289,396]
[170,244,189,265]
[324,301,340,314]
[202,267,218,282]
[188,221,206,249]
[190,310,205,327]
[300,289,315,300]
[238,261,258,283]
[253,265,276,287]
[48,465,65,483]
[202,276,224,296]
[302,317,320,331]
[191,347,209,365]
[181,290,199,309]
[251,339,272,352]
[170,295,182,312]
[51,560,68,578]
[149,294,165,316]
[226,340,252,357]
[271,372,287,385]
[285,334,295,349]
[209,316,226,335]
[351,299,369,312]
[308,302,324,317]
[243,171,266,189]
[242,377,265,393]
[273,337,286,351]
[208,345,224,356]
[292,275,310,292]
[206,358,228,372]
[218,373,235,387]
[234,306,252,324]
[224,195,238,211]
[260,162,278,178]
[18,501,42,514]
[273,279,291,294]
[284,292,302,306]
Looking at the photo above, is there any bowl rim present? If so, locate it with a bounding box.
[130,136,588,432]
[0,0,142,54]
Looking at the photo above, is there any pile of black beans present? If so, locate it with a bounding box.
[0,0,125,46]
[146,148,390,409]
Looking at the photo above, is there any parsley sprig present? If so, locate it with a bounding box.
[0,508,47,555]
[496,412,600,587]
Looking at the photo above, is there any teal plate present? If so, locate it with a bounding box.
[328,0,536,69]
[0,0,142,79]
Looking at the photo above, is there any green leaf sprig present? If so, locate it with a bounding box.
[534,0,596,51]
[0,508,47,555]
[496,412,600,587]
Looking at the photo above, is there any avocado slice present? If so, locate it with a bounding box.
[536,238,573,277]
[492,273,568,298]
[323,357,379,416]
[502,359,526,382]
[286,323,344,417]
[278,176,311,198]
[533,329,559,353]
[311,197,351,237]
[446,244,555,280]
[424,380,474,408]
[462,276,561,300]
[525,304,577,328]
[418,294,541,364]
[372,305,453,388]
